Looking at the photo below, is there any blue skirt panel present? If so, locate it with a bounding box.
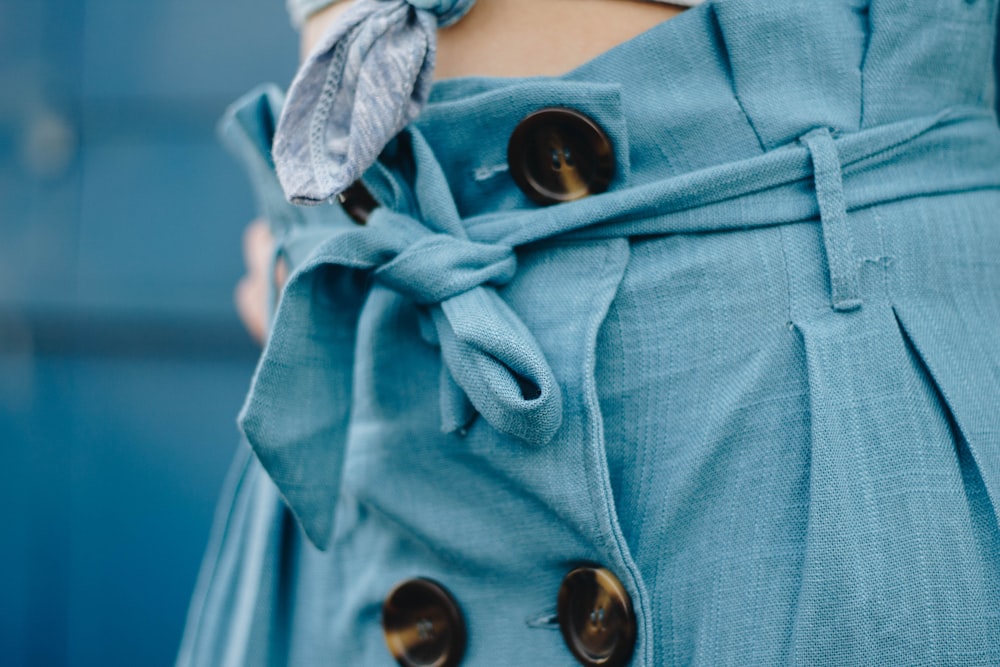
[178,0,1000,664]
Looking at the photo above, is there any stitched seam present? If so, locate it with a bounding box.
[581,239,654,666]
[309,32,352,197]
[708,3,766,153]
[857,1,873,128]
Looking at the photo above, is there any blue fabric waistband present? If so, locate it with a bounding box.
[226,88,1000,548]
[223,0,1000,549]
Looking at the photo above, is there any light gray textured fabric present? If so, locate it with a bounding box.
[274,0,476,205]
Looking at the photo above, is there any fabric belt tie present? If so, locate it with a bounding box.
[223,89,1000,549]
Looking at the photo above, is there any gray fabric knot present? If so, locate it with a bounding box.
[272,0,477,205]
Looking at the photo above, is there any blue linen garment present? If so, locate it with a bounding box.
[178,0,1000,664]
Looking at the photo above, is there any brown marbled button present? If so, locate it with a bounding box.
[382,578,466,667]
[507,107,615,205]
[558,566,636,667]
[337,180,378,224]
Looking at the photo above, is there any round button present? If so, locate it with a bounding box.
[382,578,466,667]
[557,567,636,667]
[337,180,378,224]
[507,107,615,205]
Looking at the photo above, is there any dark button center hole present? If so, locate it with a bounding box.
[548,144,577,172]
[416,618,435,641]
[589,606,607,631]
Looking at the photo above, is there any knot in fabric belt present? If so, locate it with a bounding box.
[368,212,517,305]
[226,87,1000,549]
[246,193,565,443]
[355,207,562,445]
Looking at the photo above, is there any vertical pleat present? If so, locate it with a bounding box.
[712,0,867,149]
[892,304,1000,514]
[790,307,1000,664]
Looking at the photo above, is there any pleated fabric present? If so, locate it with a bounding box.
[178,0,1000,664]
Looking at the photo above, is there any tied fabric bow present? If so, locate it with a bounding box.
[274,0,476,205]
[236,94,563,549]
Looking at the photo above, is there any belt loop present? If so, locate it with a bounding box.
[801,127,862,312]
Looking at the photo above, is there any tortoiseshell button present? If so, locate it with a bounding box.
[382,578,466,667]
[558,567,636,667]
[507,107,615,205]
[337,180,378,224]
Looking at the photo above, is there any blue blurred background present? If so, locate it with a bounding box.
[0,1,298,665]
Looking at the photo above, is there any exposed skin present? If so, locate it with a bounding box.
[235,219,288,344]
[303,0,684,77]
[238,0,687,343]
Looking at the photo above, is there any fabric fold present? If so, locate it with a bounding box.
[891,303,1000,515]
[789,304,1000,663]
[219,84,360,317]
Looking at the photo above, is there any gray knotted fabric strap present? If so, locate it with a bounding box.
[274,0,476,205]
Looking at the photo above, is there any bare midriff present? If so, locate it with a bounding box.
[301,0,686,78]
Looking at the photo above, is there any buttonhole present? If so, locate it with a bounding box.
[551,148,562,170]
[526,612,560,630]
[473,163,510,182]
